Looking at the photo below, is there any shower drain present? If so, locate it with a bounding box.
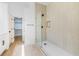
[44,43,47,45]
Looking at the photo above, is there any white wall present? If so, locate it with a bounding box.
[24,3,35,45]
[8,3,24,17]
[47,3,79,55]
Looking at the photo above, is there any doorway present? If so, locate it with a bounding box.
[14,17,23,42]
[14,17,22,37]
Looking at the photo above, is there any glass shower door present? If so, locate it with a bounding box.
[35,3,42,47]
[35,3,47,47]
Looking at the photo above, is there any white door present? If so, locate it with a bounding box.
[8,16,14,44]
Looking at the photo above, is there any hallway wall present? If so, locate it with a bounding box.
[24,3,35,45]
[47,3,79,55]
[8,3,24,18]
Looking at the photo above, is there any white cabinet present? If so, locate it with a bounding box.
[0,33,9,55]
[0,3,9,55]
[0,35,5,55]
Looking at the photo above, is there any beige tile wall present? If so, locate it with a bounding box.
[47,3,79,55]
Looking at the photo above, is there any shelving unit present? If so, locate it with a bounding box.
[14,17,22,36]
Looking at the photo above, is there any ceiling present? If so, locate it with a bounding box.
[37,2,49,5]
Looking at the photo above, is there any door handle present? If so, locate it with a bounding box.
[9,31,11,33]
[2,40,5,46]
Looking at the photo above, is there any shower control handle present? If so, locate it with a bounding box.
[41,26,43,28]
[9,31,11,33]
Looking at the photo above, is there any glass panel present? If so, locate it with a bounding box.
[35,4,42,47]
[35,3,47,47]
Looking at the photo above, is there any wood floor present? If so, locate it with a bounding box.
[1,36,22,56]
[1,36,44,56]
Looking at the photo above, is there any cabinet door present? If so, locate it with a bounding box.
[0,36,5,55]
[0,3,9,55]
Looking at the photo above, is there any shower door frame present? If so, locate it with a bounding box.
[35,3,47,47]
